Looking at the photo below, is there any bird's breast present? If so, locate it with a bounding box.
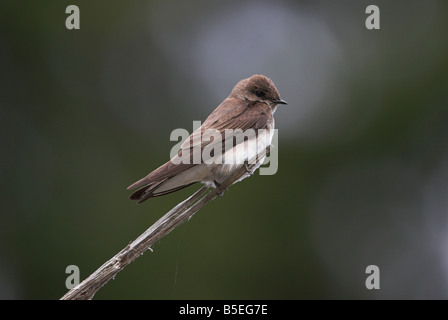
[203,127,274,184]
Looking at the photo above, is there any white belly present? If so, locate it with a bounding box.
[156,127,274,193]
[205,128,274,185]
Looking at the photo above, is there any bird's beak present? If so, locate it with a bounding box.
[273,99,288,105]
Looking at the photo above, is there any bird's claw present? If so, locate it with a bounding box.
[244,160,253,175]
[214,180,227,197]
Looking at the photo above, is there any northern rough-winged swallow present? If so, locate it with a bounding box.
[128,74,287,204]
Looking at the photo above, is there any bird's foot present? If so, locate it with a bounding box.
[244,160,253,175]
[214,180,227,197]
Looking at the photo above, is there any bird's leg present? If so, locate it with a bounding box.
[244,160,253,175]
[214,180,227,197]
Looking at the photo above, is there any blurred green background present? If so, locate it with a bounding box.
[1,0,448,299]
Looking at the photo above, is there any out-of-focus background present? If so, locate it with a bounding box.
[1,0,448,299]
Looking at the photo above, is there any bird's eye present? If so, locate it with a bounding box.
[255,90,265,98]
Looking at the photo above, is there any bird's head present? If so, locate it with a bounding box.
[231,74,287,107]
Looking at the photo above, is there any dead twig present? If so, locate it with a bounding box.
[60,148,269,300]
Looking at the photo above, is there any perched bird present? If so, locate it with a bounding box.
[128,74,287,204]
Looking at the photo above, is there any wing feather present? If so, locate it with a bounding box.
[127,98,272,201]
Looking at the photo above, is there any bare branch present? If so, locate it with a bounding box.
[60,148,269,300]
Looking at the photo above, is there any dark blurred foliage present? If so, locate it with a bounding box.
[1,0,448,299]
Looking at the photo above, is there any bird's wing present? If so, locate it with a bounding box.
[179,98,271,156]
[127,99,271,191]
[127,160,196,190]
